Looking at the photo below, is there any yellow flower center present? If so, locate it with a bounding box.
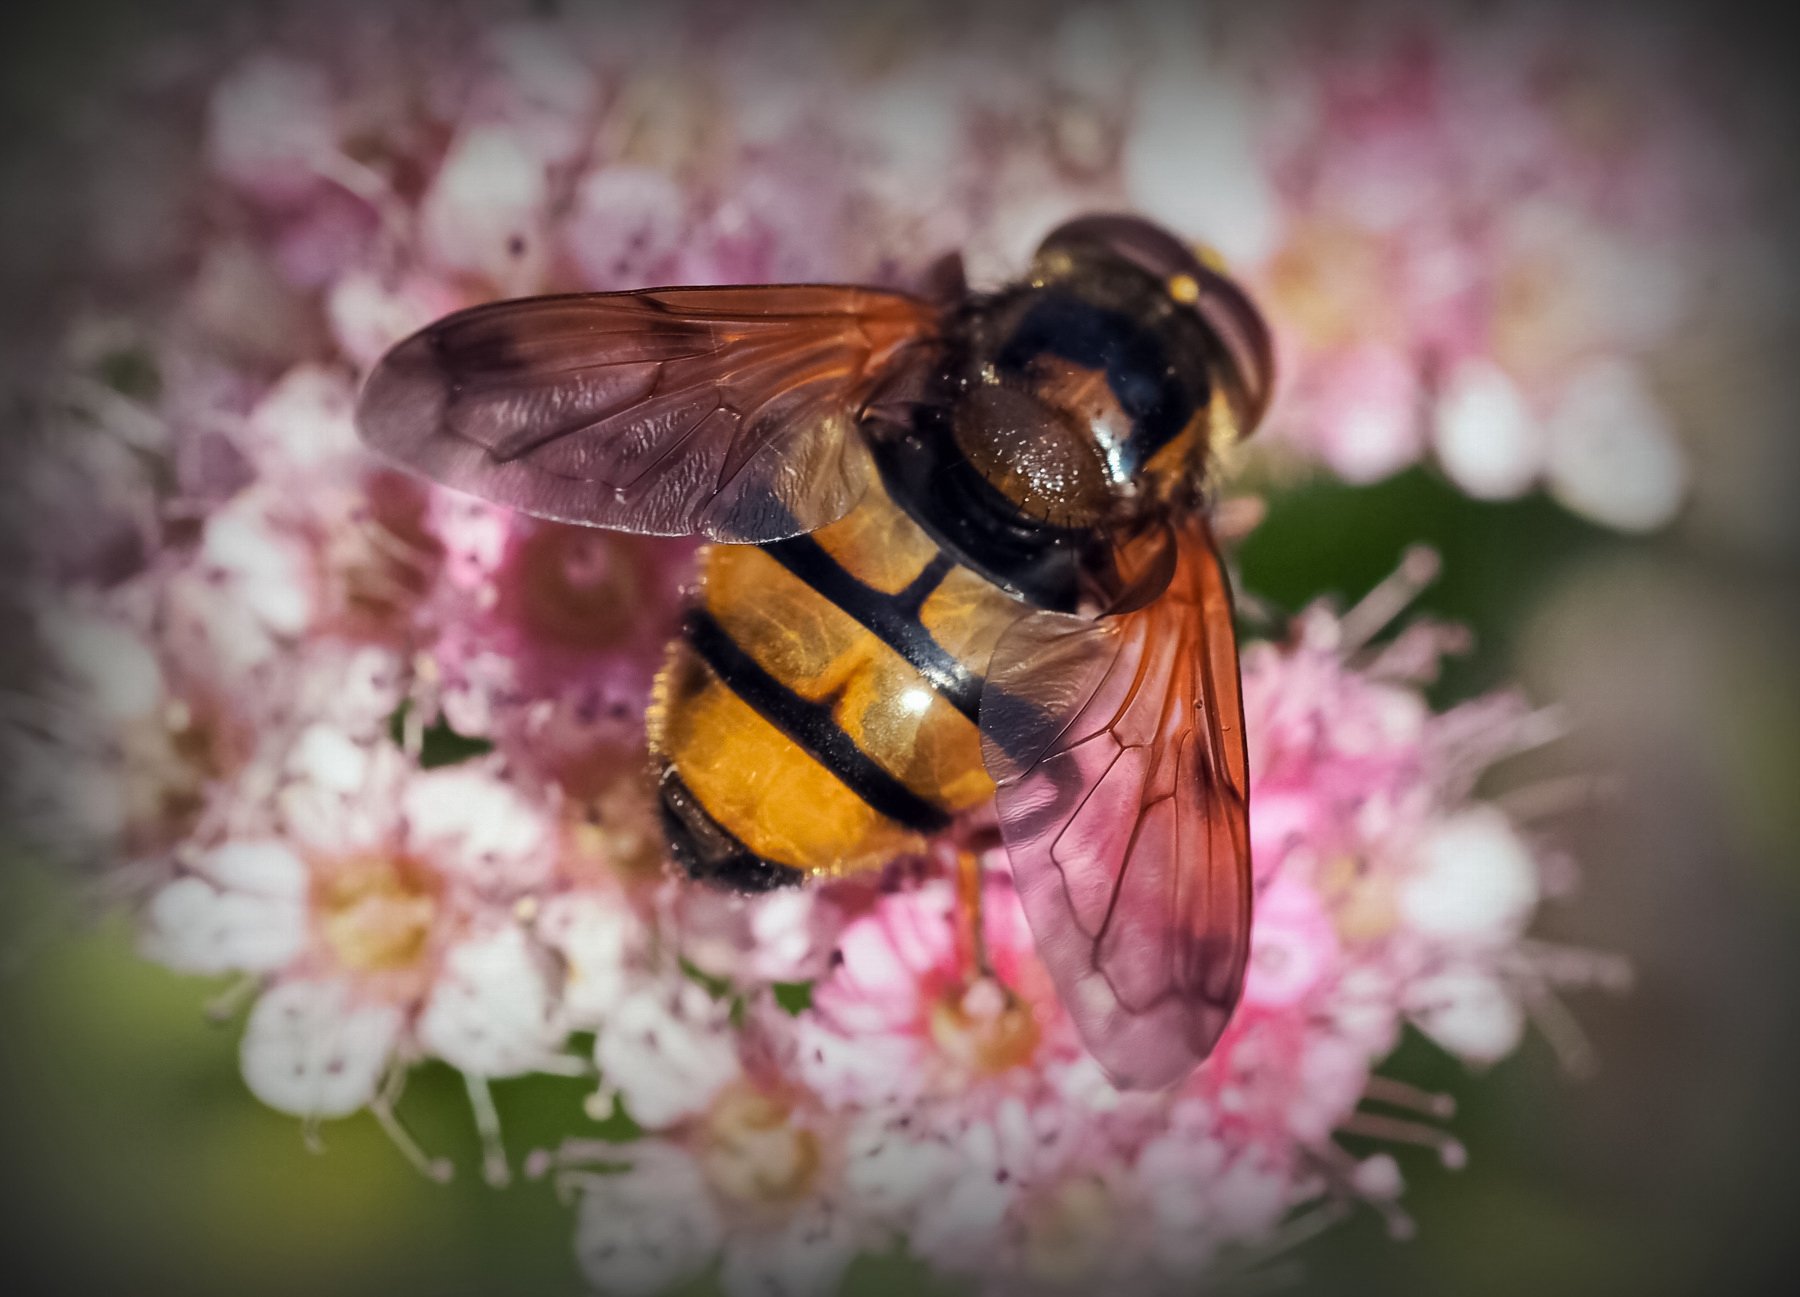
[1318,853,1398,942]
[697,1084,823,1208]
[1021,1176,1115,1282]
[313,854,439,978]
[1265,219,1398,349]
[928,976,1041,1076]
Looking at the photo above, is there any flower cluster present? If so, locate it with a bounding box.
[3,2,1658,1294]
[1253,4,1742,525]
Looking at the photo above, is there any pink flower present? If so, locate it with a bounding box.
[206,55,338,207]
[326,272,471,373]
[424,517,695,794]
[419,125,551,295]
[796,873,1061,1111]
[561,165,690,290]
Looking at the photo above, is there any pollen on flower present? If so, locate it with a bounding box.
[928,977,1042,1076]
[1019,1174,1118,1282]
[697,1084,825,1209]
[311,853,441,984]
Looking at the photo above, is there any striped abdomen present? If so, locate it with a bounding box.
[649,476,1020,888]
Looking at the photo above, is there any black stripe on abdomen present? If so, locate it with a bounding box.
[761,536,983,725]
[657,764,803,892]
[681,608,952,834]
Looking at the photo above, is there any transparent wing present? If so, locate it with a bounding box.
[354,285,938,542]
[980,517,1251,1089]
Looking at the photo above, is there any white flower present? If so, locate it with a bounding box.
[401,767,555,895]
[206,56,336,203]
[478,22,602,168]
[1123,56,1279,266]
[141,840,308,975]
[1399,806,1540,943]
[537,892,640,1029]
[200,501,316,641]
[679,887,840,989]
[574,1143,725,1297]
[839,1116,962,1226]
[166,493,317,680]
[596,981,741,1129]
[39,604,164,723]
[415,924,565,1077]
[238,364,361,478]
[561,165,688,289]
[287,721,374,796]
[1433,358,1543,500]
[719,1200,861,1297]
[1406,968,1528,1064]
[326,272,465,371]
[240,979,403,1118]
[419,125,549,292]
[1544,358,1688,531]
[910,1157,1015,1274]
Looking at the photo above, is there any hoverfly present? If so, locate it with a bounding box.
[356,215,1273,1089]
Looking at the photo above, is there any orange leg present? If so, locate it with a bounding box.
[954,848,993,981]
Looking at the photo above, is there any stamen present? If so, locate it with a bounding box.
[1314,1142,1416,1240]
[343,563,425,607]
[465,1072,512,1187]
[1339,545,1440,651]
[1361,619,1473,681]
[1512,941,1634,993]
[1252,1194,1355,1259]
[531,1051,594,1079]
[86,859,167,907]
[0,687,82,734]
[1212,1257,1309,1296]
[203,974,264,1024]
[62,376,167,449]
[371,1097,455,1184]
[583,1087,618,1122]
[532,1138,630,1174]
[1497,774,1623,822]
[357,516,437,571]
[1338,1112,1467,1170]
[1230,586,1286,634]
[1516,980,1600,1079]
[549,1168,623,1204]
[1362,1075,1456,1120]
[400,701,426,761]
[308,149,412,247]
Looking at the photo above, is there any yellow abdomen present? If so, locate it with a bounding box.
[649,477,1019,886]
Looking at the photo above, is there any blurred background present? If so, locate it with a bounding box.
[2,2,1796,1296]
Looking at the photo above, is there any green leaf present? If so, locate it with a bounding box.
[387,702,495,769]
[677,957,733,1001]
[771,981,813,1015]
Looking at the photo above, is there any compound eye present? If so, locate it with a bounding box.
[1035,213,1275,439]
[1035,214,1203,283]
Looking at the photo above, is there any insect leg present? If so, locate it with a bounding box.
[954,848,993,980]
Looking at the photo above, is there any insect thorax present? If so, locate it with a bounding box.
[868,269,1219,613]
